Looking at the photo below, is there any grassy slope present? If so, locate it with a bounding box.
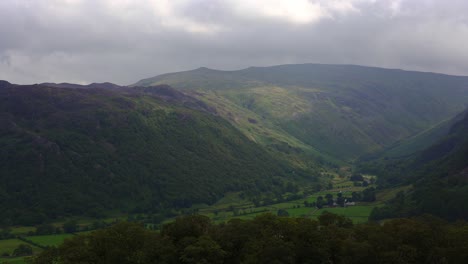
[0,83,299,225]
[0,239,42,256]
[0,257,28,264]
[191,88,341,167]
[0,176,404,258]
[363,110,468,220]
[25,234,73,247]
[135,64,468,161]
[177,173,400,225]
[367,110,467,159]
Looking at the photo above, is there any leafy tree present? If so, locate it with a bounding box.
[351,191,361,202]
[316,196,324,209]
[336,196,345,207]
[361,187,376,202]
[277,209,289,217]
[180,236,226,264]
[35,224,55,235]
[13,244,33,256]
[63,220,78,233]
[28,214,468,264]
[350,174,364,181]
[318,211,352,228]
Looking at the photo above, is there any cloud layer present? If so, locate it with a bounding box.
[1,0,467,84]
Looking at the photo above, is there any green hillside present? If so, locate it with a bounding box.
[364,109,468,220]
[0,82,306,226]
[134,64,468,161]
[363,110,467,159]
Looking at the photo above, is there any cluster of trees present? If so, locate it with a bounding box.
[350,174,375,187]
[303,187,376,209]
[30,213,468,264]
[247,180,305,208]
[1,244,33,257]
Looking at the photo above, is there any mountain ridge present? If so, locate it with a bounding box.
[134,63,468,160]
[134,63,468,88]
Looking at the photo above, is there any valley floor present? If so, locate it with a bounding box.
[0,174,411,264]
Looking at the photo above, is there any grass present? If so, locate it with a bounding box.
[286,207,317,217]
[0,257,28,264]
[202,201,375,224]
[0,239,25,256]
[26,234,74,247]
[194,90,342,167]
[9,227,35,236]
[309,206,376,223]
[191,172,383,224]
[182,173,359,222]
[0,239,42,263]
[1,174,395,254]
[197,191,378,224]
[376,185,412,202]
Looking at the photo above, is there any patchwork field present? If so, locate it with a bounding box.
[0,175,408,262]
[0,239,41,264]
[25,234,74,247]
[0,257,28,264]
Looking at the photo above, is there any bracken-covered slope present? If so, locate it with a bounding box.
[134,64,468,161]
[0,81,301,225]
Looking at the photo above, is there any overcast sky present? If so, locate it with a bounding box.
[1,0,467,85]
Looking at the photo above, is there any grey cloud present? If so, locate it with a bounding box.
[0,0,467,85]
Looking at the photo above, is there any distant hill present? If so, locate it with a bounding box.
[40,82,122,90]
[134,64,468,161]
[0,82,302,225]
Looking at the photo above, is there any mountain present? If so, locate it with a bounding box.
[366,109,468,220]
[134,64,468,161]
[0,82,305,225]
[40,82,122,90]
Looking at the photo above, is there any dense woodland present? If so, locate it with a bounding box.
[29,213,468,264]
[0,82,312,226]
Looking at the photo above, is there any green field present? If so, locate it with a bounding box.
[376,185,412,202]
[0,234,78,263]
[0,239,41,264]
[185,172,383,224]
[309,206,376,223]
[9,227,35,236]
[0,239,41,256]
[0,257,28,264]
[26,234,74,247]
[0,239,24,256]
[0,174,394,256]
